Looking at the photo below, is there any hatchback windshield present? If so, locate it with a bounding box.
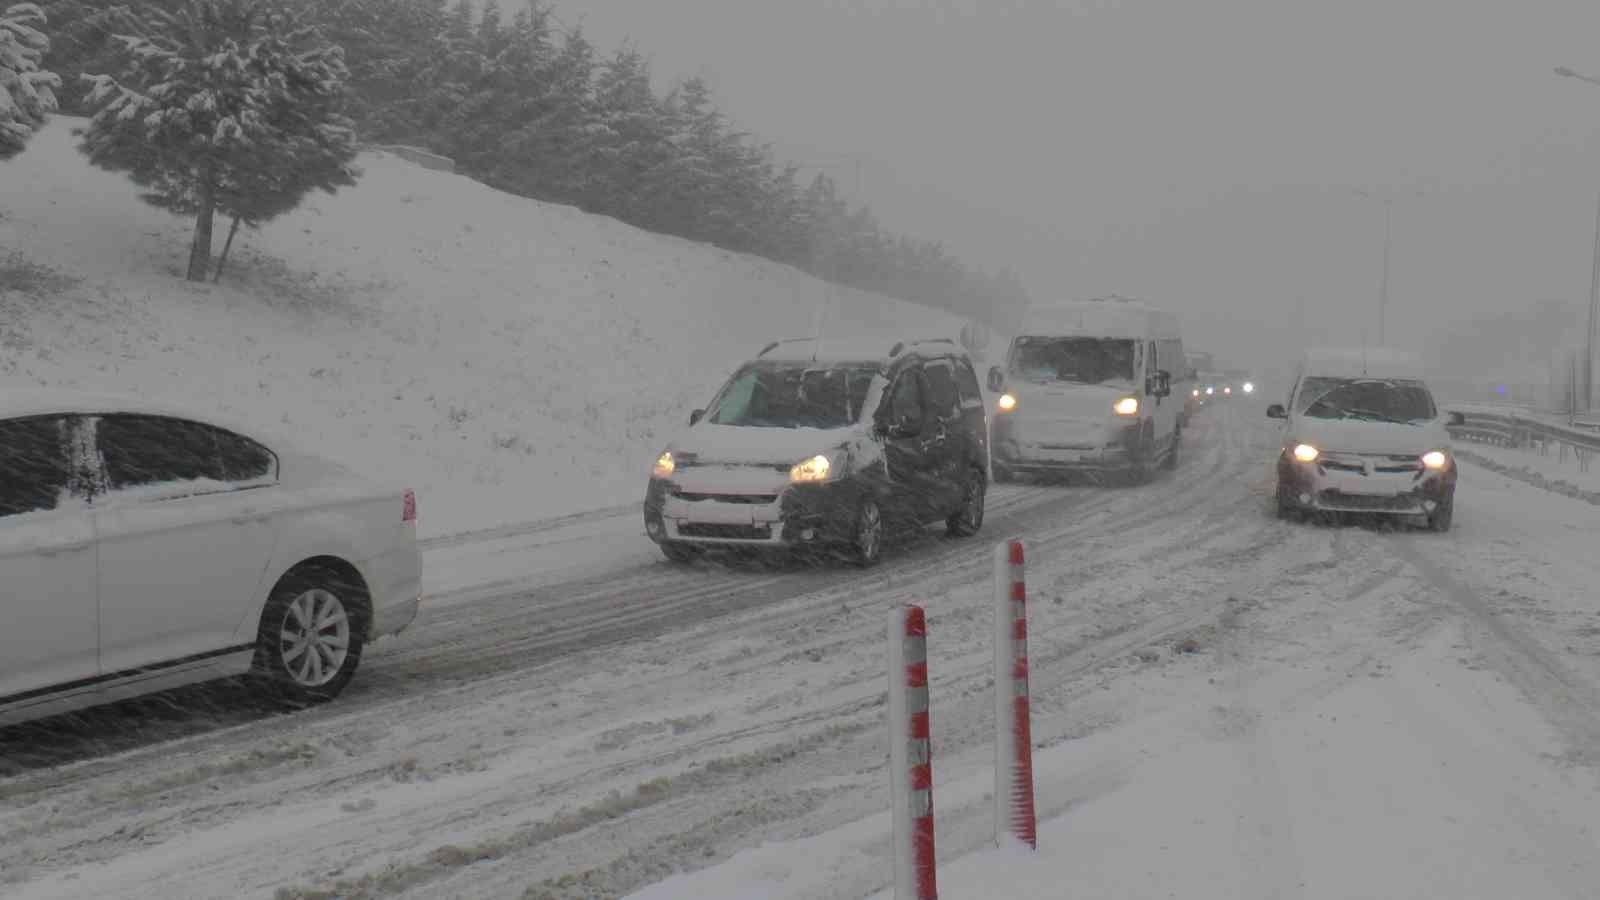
[1009,337,1135,385]
[705,363,879,428]
[1298,377,1437,423]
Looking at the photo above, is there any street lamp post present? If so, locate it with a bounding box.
[1554,65,1600,412]
[1351,188,1424,346]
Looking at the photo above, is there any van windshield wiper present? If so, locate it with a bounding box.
[1343,407,1411,425]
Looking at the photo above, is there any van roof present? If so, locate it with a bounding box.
[1299,347,1426,379]
[1019,298,1180,340]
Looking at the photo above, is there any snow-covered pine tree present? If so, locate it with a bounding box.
[80,0,357,282]
[1,2,60,160]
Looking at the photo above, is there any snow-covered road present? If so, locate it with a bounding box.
[4,406,1600,900]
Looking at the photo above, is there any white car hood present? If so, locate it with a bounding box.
[670,423,858,466]
[1289,417,1451,456]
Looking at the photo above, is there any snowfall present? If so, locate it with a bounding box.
[3,118,1600,900]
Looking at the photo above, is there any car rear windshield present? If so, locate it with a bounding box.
[1009,336,1135,385]
[706,362,879,429]
[1298,377,1437,423]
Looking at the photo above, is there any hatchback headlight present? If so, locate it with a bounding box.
[652,450,675,479]
[1113,397,1139,416]
[1293,443,1319,463]
[1422,450,1448,470]
[791,453,834,483]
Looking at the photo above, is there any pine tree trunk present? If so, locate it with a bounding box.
[187,180,216,283]
[213,216,243,283]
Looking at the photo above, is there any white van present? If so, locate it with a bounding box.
[986,298,1186,483]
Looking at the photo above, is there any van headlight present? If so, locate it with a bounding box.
[1113,397,1139,416]
[790,453,836,483]
[1293,443,1320,463]
[652,450,676,479]
[1421,450,1448,470]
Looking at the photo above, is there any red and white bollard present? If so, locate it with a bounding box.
[993,539,1038,849]
[888,604,938,899]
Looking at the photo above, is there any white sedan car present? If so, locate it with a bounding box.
[0,393,422,727]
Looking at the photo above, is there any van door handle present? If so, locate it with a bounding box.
[38,540,92,557]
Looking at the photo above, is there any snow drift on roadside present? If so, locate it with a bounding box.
[0,117,974,537]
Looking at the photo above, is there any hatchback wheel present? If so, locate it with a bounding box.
[947,469,986,537]
[255,569,366,704]
[1428,493,1454,533]
[852,498,883,567]
[659,541,701,564]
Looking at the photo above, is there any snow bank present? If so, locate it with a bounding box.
[627,623,1600,900]
[0,118,973,537]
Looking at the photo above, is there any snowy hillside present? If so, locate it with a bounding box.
[0,117,971,537]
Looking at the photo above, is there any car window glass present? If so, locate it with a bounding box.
[214,426,276,482]
[890,370,925,423]
[97,415,225,490]
[953,357,982,406]
[0,416,73,518]
[923,360,960,419]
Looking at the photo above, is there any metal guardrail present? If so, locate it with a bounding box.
[1446,406,1600,471]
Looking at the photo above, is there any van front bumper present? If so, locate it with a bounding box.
[992,418,1142,473]
[643,478,863,548]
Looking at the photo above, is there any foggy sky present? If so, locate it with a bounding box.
[548,0,1600,371]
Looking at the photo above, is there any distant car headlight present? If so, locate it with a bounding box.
[652,450,676,479]
[1243,382,1255,394]
[997,393,1018,412]
[791,453,834,483]
[1224,386,1232,395]
[1422,450,1449,470]
[1293,443,1320,463]
[1192,388,1200,397]
[1205,386,1215,395]
[1113,396,1140,416]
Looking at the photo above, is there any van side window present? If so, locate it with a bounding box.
[889,369,926,425]
[953,357,983,407]
[923,359,960,420]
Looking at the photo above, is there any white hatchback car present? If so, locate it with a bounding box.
[0,393,422,727]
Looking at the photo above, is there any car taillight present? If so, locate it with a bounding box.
[402,489,417,523]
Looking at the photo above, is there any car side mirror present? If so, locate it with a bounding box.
[1267,404,1288,420]
[987,366,1005,393]
[1447,411,1466,427]
[689,409,704,425]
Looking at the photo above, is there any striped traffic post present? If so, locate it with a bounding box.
[994,539,1038,849]
[887,604,938,899]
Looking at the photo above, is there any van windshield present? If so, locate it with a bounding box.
[705,362,879,429]
[1297,377,1437,424]
[1009,337,1136,386]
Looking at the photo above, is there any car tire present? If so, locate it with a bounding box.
[1428,493,1454,533]
[947,468,986,537]
[659,541,700,564]
[253,566,368,705]
[851,497,884,567]
[1161,424,1181,471]
[1276,482,1301,521]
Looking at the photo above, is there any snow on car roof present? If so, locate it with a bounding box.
[752,337,959,365]
[1301,347,1426,379]
[1020,298,1180,339]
